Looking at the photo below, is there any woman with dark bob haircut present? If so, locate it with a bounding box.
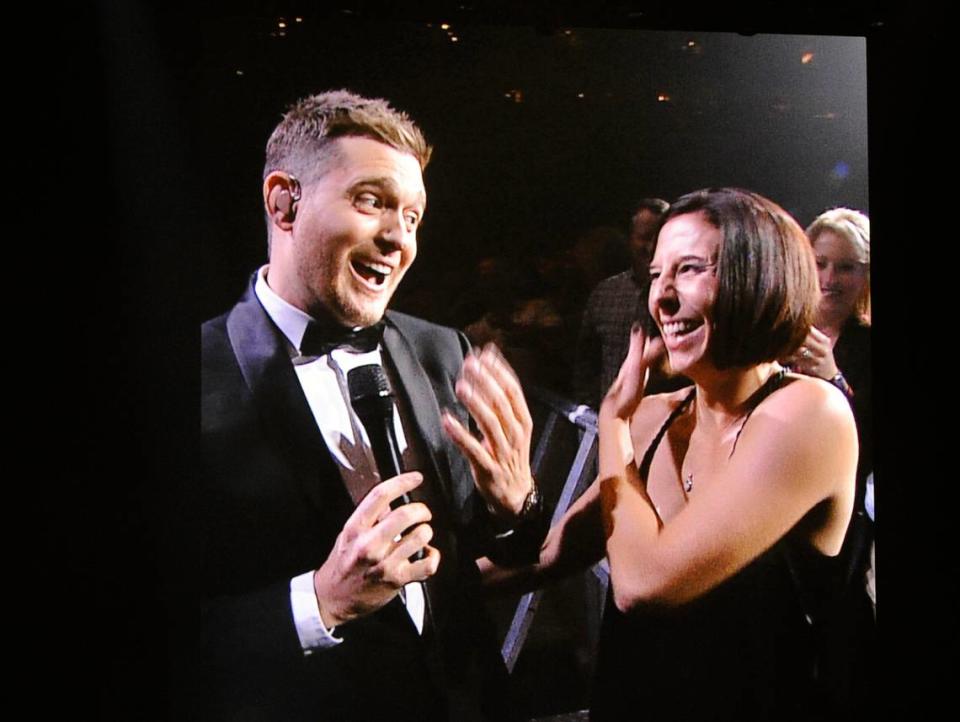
[486,189,859,720]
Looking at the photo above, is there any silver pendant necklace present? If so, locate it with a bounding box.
[680,368,786,500]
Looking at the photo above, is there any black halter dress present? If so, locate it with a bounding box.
[590,372,849,721]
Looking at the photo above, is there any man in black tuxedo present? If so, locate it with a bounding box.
[200,90,545,721]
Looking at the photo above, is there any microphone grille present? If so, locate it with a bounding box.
[347,364,392,404]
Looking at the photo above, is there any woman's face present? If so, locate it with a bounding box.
[648,212,721,376]
[812,230,868,323]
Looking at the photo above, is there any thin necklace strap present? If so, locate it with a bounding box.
[637,387,697,482]
[728,368,788,458]
[637,369,787,488]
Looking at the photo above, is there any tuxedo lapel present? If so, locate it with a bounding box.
[226,282,354,518]
[381,316,466,634]
[380,318,458,508]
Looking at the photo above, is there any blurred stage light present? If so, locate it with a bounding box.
[831,161,850,179]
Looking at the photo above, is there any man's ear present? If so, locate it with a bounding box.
[263,172,302,231]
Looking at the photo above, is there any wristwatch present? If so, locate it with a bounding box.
[518,477,541,520]
[829,372,854,398]
[484,477,542,537]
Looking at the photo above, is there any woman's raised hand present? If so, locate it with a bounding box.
[786,326,839,380]
[601,323,665,421]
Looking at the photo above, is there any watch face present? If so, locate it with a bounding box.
[522,482,541,517]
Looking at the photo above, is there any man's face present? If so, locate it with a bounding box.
[269,136,426,327]
[629,208,660,274]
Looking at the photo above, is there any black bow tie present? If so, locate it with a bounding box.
[300,318,386,356]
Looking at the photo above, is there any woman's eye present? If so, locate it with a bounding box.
[837,262,856,274]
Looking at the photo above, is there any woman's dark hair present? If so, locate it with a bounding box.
[661,188,819,369]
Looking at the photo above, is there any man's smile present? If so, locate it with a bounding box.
[350,258,394,289]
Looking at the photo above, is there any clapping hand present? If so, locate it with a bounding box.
[442,344,534,520]
[602,323,665,421]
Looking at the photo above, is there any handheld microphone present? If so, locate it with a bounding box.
[347,364,424,560]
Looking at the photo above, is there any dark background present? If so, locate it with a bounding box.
[183,15,871,403]
[49,2,944,719]
[183,15,870,324]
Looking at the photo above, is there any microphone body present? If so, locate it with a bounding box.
[347,364,423,560]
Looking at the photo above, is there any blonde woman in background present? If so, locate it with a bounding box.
[786,207,876,708]
[786,209,872,594]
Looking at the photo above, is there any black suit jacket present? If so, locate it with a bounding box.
[199,280,540,721]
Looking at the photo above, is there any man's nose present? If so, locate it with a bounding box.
[378,211,412,249]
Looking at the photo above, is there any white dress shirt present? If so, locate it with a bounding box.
[254,268,426,652]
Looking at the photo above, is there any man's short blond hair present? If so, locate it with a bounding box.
[263,89,433,185]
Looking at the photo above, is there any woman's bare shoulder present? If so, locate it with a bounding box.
[736,373,858,479]
[759,372,854,425]
[729,372,857,535]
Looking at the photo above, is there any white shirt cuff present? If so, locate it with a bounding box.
[290,571,343,653]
